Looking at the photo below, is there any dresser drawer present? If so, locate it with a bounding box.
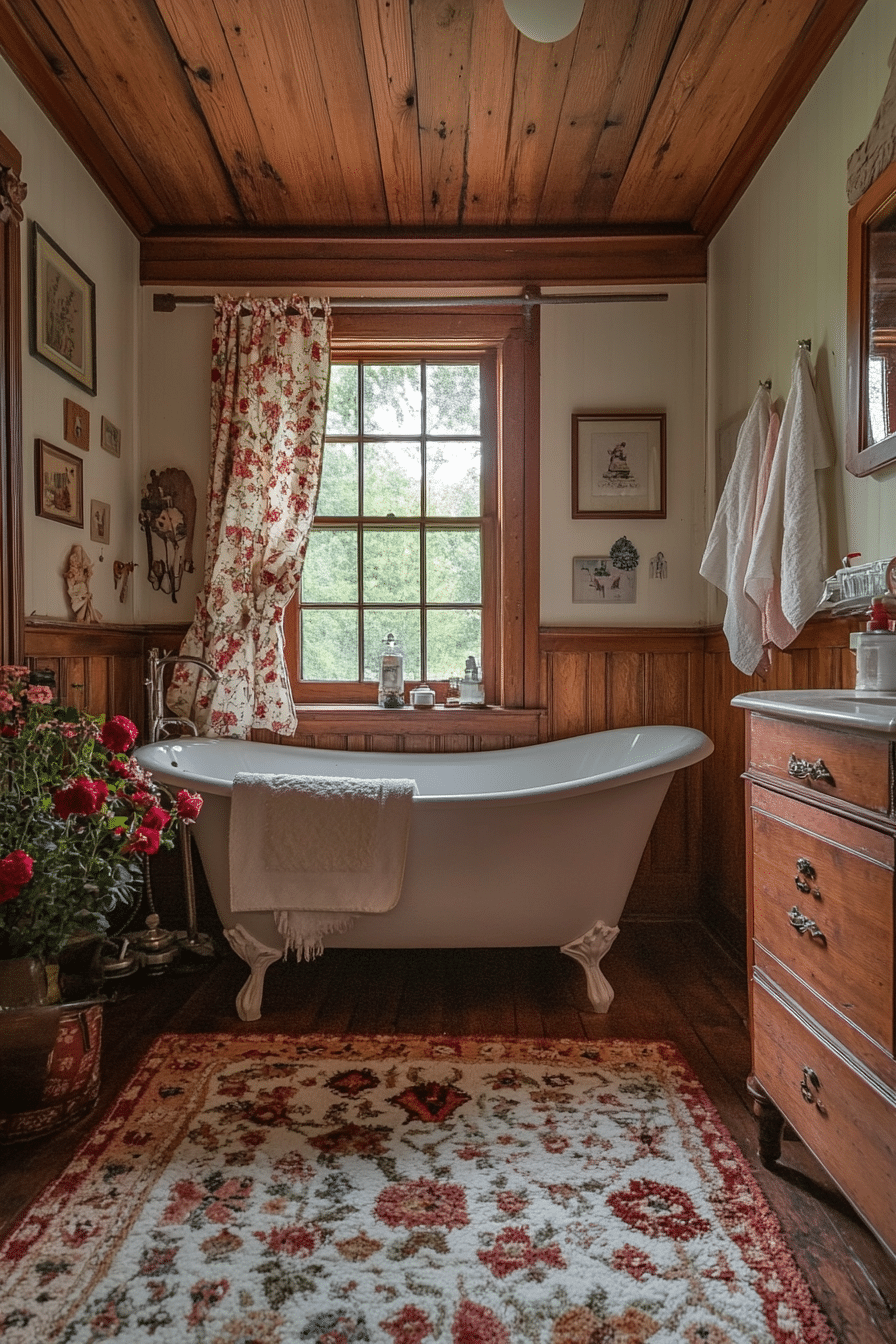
[749,714,891,815]
[751,797,895,1051]
[753,980,896,1259]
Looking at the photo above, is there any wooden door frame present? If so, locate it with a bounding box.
[0,127,24,664]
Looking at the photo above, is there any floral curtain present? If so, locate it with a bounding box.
[167,295,331,737]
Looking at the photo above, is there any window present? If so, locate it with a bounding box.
[284,308,539,712]
[299,357,494,693]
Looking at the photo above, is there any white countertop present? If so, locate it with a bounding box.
[731,688,896,735]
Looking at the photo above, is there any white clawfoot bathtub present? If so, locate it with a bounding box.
[134,726,712,1021]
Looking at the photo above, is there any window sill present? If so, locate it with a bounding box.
[290,703,546,738]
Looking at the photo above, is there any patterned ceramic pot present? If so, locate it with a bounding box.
[0,998,103,1143]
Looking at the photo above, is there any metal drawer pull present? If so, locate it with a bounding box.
[793,859,820,898]
[788,906,826,942]
[788,754,834,784]
[799,1065,822,1106]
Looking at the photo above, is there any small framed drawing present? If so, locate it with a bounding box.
[100,416,121,457]
[35,439,84,528]
[90,499,110,544]
[572,411,666,518]
[63,398,89,450]
[30,223,97,396]
[573,556,637,603]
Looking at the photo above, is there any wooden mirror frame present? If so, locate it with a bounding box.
[846,155,896,476]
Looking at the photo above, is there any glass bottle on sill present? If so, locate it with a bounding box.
[378,632,405,707]
[459,655,485,706]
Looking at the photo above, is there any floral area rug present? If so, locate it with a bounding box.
[0,1034,834,1344]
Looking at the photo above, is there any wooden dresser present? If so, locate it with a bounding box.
[732,690,896,1261]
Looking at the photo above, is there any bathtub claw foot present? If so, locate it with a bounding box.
[561,920,620,1013]
[223,924,282,1021]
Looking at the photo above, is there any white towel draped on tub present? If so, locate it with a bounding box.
[229,773,417,960]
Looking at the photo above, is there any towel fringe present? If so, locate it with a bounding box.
[275,911,356,962]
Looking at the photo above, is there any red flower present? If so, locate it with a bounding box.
[100,715,138,754]
[122,826,161,856]
[140,804,171,832]
[0,849,33,887]
[176,790,203,822]
[53,778,109,819]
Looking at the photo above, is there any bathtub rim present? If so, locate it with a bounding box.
[133,724,713,806]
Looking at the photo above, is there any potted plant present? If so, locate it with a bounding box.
[0,663,202,1140]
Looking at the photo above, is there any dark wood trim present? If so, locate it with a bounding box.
[140,231,707,288]
[541,626,706,653]
[693,0,868,239]
[0,126,25,665]
[846,156,896,477]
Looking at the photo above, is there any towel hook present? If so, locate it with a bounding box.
[798,338,812,352]
[759,378,772,389]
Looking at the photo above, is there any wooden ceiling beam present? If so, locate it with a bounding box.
[693,0,870,239]
[139,230,707,287]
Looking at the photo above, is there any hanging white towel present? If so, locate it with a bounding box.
[700,384,771,674]
[745,346,833,647]
[750,404,788,665]
[229,773,417,959]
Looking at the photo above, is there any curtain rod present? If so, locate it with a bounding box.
[153,291,668,313]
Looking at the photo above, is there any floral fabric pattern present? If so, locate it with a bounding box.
[0,1034,834,1343]
[168,295,331,737]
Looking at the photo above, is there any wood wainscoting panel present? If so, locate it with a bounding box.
[540,628,706,921]
[24,620,189,741]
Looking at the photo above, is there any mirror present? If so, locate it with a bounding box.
[847,156,896,475]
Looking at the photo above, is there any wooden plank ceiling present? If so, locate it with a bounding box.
[0,0,868,285]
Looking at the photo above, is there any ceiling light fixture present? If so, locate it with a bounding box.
[502,0,585,43]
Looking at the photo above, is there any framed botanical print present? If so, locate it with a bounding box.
[572,411,666,518]
[30,223,97,396]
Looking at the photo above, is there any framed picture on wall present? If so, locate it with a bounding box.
[30,223,97,396]
[573,556,637,603]
[100,416,121,457]
[89,499,110,544]
[63,398,90,450]
[35,439,84,527]
[572,411,666,518]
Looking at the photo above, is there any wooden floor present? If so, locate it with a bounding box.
[1,920,894,1343]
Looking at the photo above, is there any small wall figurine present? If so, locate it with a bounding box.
[113,560,136,603]
[139,467,196,603]
[64,544,102,623]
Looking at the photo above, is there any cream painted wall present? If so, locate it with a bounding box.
[540,285,707,625]
[707,0,896,619]
[2,54,140,624]
[137,292,210,624]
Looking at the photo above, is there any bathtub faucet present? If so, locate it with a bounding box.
[146,647,219,743]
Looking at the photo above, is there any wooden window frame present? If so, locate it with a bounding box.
[283,306,540,714]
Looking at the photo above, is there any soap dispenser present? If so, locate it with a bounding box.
[378,632,405,707]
